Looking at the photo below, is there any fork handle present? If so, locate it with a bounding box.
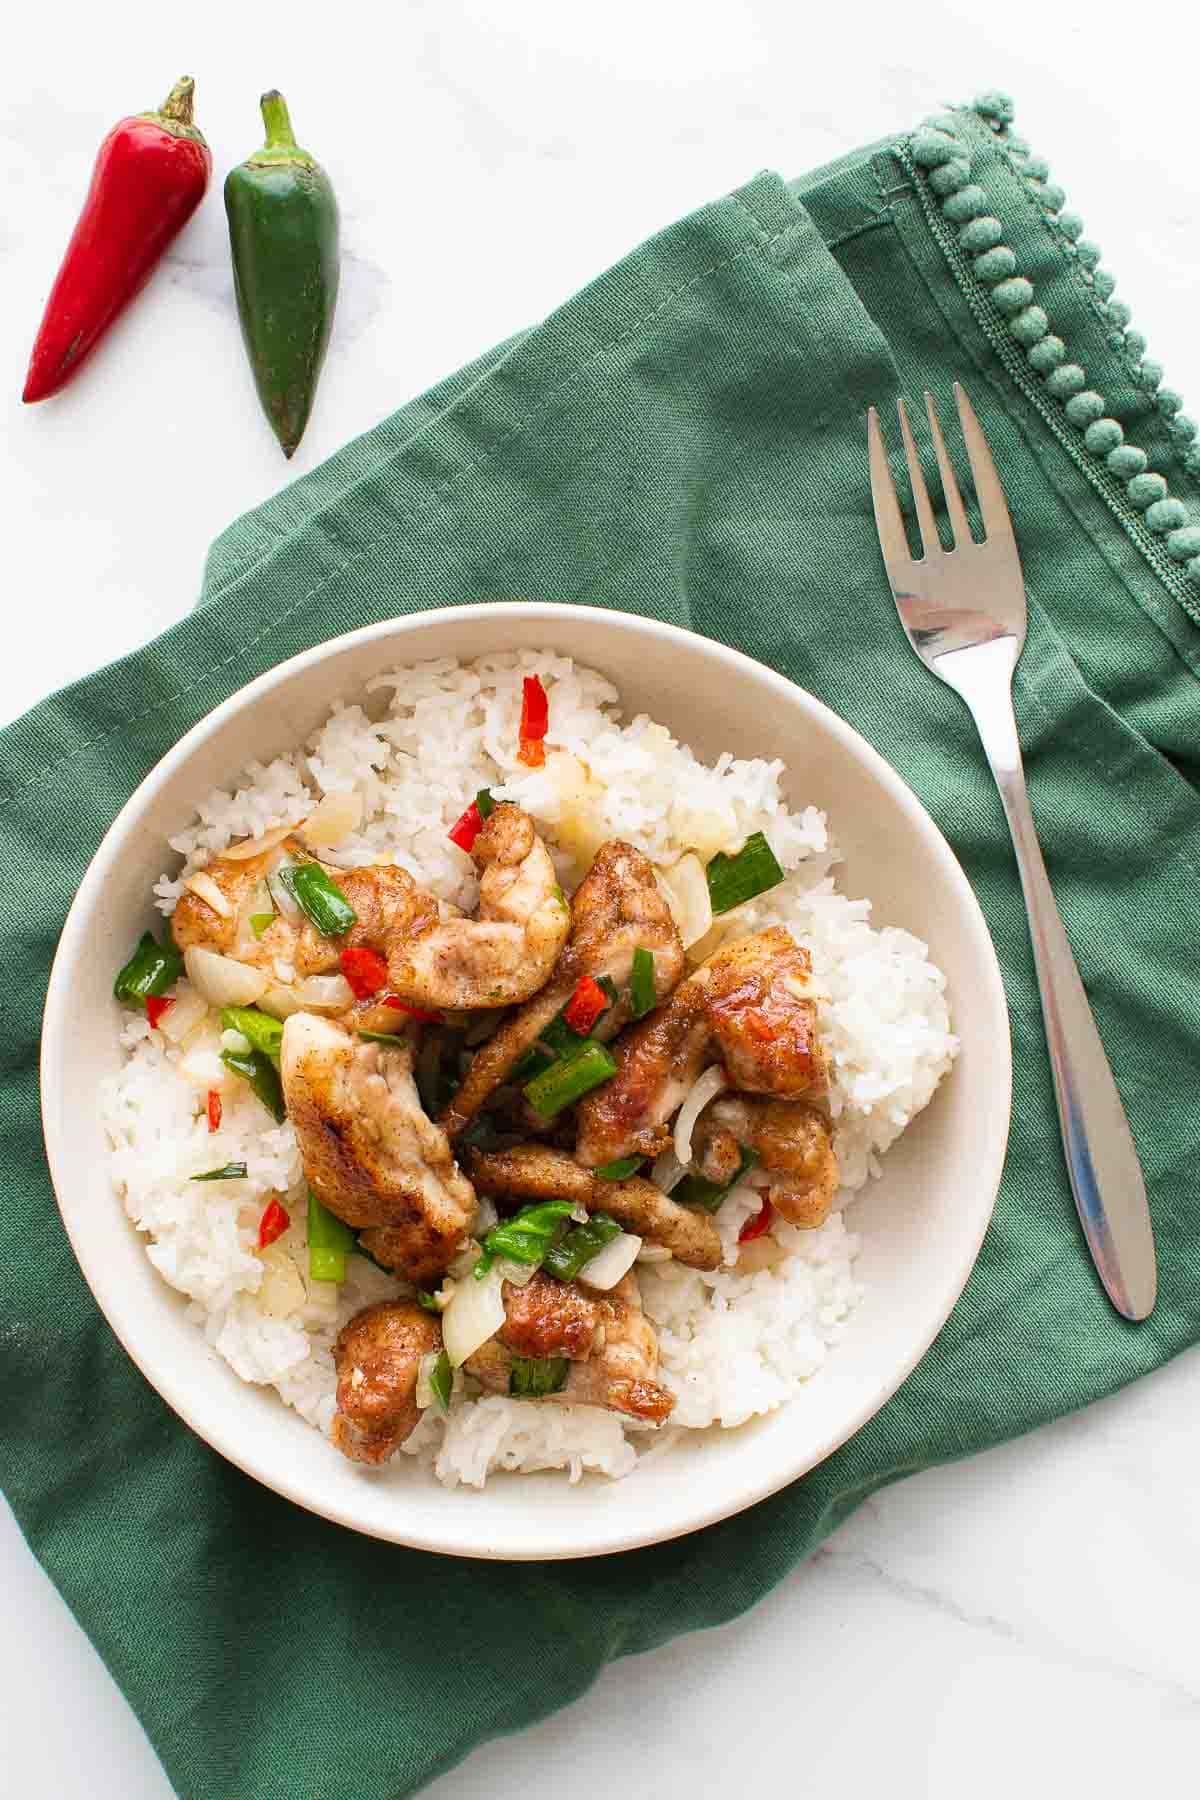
[964,672,1156,1319]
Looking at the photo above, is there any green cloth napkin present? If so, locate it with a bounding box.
[5,90,1200,1799]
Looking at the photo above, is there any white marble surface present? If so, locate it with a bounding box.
[4,1,1199,1794]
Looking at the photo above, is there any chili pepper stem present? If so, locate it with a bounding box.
[261,90,297,150]
[159,77,196,127]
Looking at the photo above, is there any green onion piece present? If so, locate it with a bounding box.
[542,1213,621,1282]
[540,1012,587,1057]
[358,1029,409,1048]
[278,862,358,936]
[429,1348,453,1411]
[508,1355,569,1398]
[475,788,495,820]
[595,1156,644,1181]
[416,1290,440,1314]
[113,930,183,1007]
[705,831,784,915]
[629,947,656,1018]
[220,1048,287,1123]
[190,1163,248,1182]
[512,1042,556,1082]
[249,912,276,939]
[674,1147,760,1213]
[474,1199,574,1279]
[524,1042,618,1119]
[221,1006,284,1066]
[307,1189,355,1284]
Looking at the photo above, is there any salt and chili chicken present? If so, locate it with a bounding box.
[112,676,838,1468]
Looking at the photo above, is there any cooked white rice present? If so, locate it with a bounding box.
[104,652,956,1489]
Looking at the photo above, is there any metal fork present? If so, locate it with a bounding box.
[868,383,1156,1321]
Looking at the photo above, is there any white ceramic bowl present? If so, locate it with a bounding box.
[42,603,1010,1560]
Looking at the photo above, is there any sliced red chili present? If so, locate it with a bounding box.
[340,945,389,998]
[738,1196,772,1243]
[448,800,484,852]
[206,1089,222,1133]
[382,996,444,1023]
[563,974,608,1035]
[517,675,549,767]
[145,994,174,1030]
[257,1198,290,1249]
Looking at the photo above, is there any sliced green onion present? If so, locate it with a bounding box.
[277,862,358,937]
[524,1042,618,1119]
[474,1199,574,1278]
[249,912,276,939]
[595,1156,644,1181]
[221,1048,286,1123]
[629,946,656,1018]
[113,930,183,1007]
[357,1029,409,1048]
[705,831,784,915]
[190,1163,248,1182]
[475,788,495,820]
[542,1213,621,1282]
[429,1348,453,1411]
[307,1189,355,1284]
[509,1355,569,1398]
[512,1041,556,1082]
[416,1289,441,1313]
[674,1147,759,1213]
[221,1005,284,1066]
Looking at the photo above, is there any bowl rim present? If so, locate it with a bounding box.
[41,602,1011,1559]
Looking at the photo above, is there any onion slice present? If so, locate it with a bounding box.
[673,1063,728,1166]
[577,1231,642,1290]
[300,791,363,850]
[650,1148,687,1195]
[294,973,355,1013]
[185,872,233,919]
[656,853,712,950]
[220,823,295,863]
[442,1261,507,1368]
[156,985,208,1044]
[183,946,269,1008]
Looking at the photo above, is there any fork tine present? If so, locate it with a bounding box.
[924,391,972,548]
[867,406,912,574]
[954,382,1016,544]
[896,397,939,559]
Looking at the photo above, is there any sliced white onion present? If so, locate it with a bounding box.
[300,790,363,849]
[221,823,295,863]
[578,1231,642,1290]
[415,1348,441,1410]
[273,958,296,984]
[178,1045,231,1090]
[220,1028,252,1055]
[183,946,270,1009]
[294,973,355,1013]
[650,1148,687,1194]
[256,1243,307,1318]
[636,1243,674,1264]
[267,867,302,921]
[157,985,208,1045]
[673,1064,728,1166]
[185,872,234,919]
[442,1261,507,1368]
[656,853,712,949]
[257,985,305,1021]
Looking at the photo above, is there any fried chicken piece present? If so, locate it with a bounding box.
[171,833,438,979]
[386,804,569,1011]
[280,1013,476,1283]
[574,928,827,1168]
[440,840,684,1138]
[467,1144,721,1270]
[496,1269,605,1360]
[464,1272,674,1424]
[694,1095,839,1229]
[332,1301,441,1465]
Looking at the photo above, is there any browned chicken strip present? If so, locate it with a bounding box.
[694,1095,839,1229]
[172,834,438,978]
[575,927,828,1168]
[464,1272,674,1424]
[440,840,684,1137]
[280,1013,476,1283]
[386,804,570,1011]
[467,1144,721,1270]
[332,1301,442,1464]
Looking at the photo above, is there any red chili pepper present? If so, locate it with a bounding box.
[340,945,389,998]
[517,675,549,767]
[23,78,212,404]
[448,801,484,852]
[738,1196,773,1243]
[257,1198,290,1249]
[563,975,608,1035]
[206,1089,222,1133]
[145,994,174,1030]
[382,996,444,1024]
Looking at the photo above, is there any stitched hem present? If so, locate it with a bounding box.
[902,93,1200,626]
